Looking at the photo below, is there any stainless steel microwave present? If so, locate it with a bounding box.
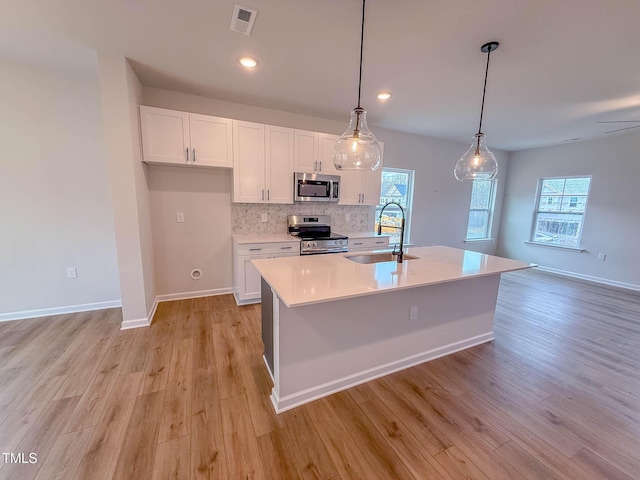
[294,172,340,202]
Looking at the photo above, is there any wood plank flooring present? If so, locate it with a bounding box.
[1,269,639,479]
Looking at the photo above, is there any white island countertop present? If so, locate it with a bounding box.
[253,245,535,307]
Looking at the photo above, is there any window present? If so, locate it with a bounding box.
[466,179,496,240]
[531,176,591,248]
[375,168,414,244]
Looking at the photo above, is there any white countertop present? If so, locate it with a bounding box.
[232,234,300,244]
[252,245,535,307]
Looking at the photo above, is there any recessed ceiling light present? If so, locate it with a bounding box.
[239,57,257,68]
[377,92,392,101]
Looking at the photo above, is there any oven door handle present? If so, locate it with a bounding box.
[329,180,334,202]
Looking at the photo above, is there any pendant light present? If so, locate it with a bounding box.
[333,0,381,172]
[454,41,500,181]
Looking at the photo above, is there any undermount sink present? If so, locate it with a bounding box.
[345,252,420,264]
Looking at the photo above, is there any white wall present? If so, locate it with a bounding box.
[497,132,640,289]
[97,54,156,326]
[0,59,120,319]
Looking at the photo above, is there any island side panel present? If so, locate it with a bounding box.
[261,277,274,377]
[271,273,501,412]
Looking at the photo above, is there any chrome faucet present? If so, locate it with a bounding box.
[377,201,406,263]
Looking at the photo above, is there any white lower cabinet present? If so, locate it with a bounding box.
[233,240,299,304]
[348,235,390,252]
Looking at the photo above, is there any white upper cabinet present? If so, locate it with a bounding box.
[294,131,339,174]
[318,133,340,174]
[265,125,295,204]
[139,105,381,206]
[188,113,233,167]
[233,121,294,204]
[140,106,232,167]
[140,107,190,165]
[339,141,384,205]
[294,129,319,172]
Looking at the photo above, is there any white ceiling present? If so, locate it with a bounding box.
[3,0,640,151]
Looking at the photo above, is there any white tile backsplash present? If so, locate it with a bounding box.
[232,203,375,235]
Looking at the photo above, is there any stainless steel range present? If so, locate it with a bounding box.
[288,215,348,255]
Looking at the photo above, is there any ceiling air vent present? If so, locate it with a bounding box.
[230,4,258,35]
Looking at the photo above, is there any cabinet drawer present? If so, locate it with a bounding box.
[348,236,389,251]
[236,242,300,256]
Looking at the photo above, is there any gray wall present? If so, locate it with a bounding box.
[0,57,121,319]
[378,129,509,254]
[497,132,640,289]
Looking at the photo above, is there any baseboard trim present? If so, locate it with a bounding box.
[2,287,236,327]
[270,332,494,413]
[0,300,122,323]
[233,292,260,306]
[536,266,640,292]
[120,316,151,330]
[156,287,234,303]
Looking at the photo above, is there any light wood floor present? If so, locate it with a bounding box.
[1,269,639,479]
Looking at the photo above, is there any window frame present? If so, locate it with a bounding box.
[529,175,592,249]
[375,167,415,245]
[465,178,497,242]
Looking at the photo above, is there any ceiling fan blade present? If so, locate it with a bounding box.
[604,125,640,133]
[597,120,640,123]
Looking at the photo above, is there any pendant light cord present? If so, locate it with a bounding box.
[357,0,366,110]
[477,44,494,135]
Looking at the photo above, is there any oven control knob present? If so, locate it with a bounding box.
[308,241,317,247]
[337,240,343,245]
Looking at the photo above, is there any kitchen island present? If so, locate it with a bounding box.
[253,245,534,413]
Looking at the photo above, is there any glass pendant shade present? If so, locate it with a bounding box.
[334,107,381,171]
[454,133,498,181]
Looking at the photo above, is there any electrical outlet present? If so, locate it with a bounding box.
[409,306,418,321]
[597,253,606,261]
[67,267,77,278]
[345,213,350,221]
[176,212,185,223]
[261,213,268,222]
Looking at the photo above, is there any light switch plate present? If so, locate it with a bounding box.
[176,212,185,223]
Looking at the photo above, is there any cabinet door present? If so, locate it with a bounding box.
[239,254,269,301]
[265,125,294,204]
[189,114,233,167]
[233,121,265,203]
[140,106,190,165]
[361,169,382,205]
[361,141,383,205]
[338,170,363,205]
[338,140,383,205]
[294,130,318,172]
[317,133,340,173]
